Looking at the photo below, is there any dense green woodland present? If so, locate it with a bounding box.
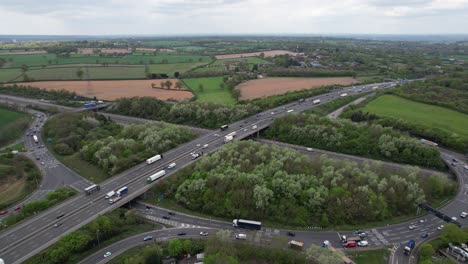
[264,113,445,169]
[0,105,31,147]
[43,113,195,175]
[159,141,454,227]
[25,209,153,264]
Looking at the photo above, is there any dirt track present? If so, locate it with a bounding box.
[236,77,357,100]
[9,80,193,101]
[215,50,299,59]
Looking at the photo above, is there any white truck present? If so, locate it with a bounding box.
[147,170,166,183]
[105,191,115,199]
[146,154,162,165]
[33,135,39,143]
[224,135,234,143]
[313,99,321,104]
[109,196,121,204]
[288,240,304,250]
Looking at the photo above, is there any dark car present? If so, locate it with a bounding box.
[145,205,152,209]
[14,206,21,212]
[168,212,176,216]
[420,233,429,238]
[56,213,65,219]
[177,232,187,236]
[143,236,153,241]
[0,210,8,215]
[287,231,295,237]
[162,216,170,220]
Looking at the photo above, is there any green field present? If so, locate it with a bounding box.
[348,249,388,264]
[0,107,30,127]
[183,76,237,105]
[363,95,468,140]
[147,62,207,76]
[0,68,22,82]
[0,53,211,68]
[194,56,267,73]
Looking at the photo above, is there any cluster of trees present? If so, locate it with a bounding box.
[266,68,355,78]
[264,113,445,169]
[345,109,468,153]
[386,72,468,114]
[0,84,89,105]
[0,106,30,147]
[0,154,41,210]
[1,188,77,231]
[158,141,454,226]
[154,80,184,90]
[45,45,78,54]
[44,112,195,175]
[109,97,261,128]
[25,209,151,264]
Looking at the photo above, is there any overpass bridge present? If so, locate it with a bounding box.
[0,81,399,263]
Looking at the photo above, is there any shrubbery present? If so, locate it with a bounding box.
[264,113,445,169]
[158,141,454,227]
[43,112,196,175]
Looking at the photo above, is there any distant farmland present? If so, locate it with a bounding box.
[362,95,468,141]
[215,50,300,59]
[8,80,193,101]
[183,77,237,105]
[236,77,356,100]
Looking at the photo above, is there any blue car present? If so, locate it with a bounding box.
[420,233,429,238]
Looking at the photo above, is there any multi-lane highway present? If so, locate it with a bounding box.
[1,80,465,264]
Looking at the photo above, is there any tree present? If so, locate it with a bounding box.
[320,212,330,227]
[231,89,241,100]
[175,81,183,89]
[419,244,435,261]
[160,81,165,89]
[21,64,29,72]
[174,71,180,78]
[168,239,184,257]
[76,68,84,79]
[198,84,204,92]
[165,80,173,90]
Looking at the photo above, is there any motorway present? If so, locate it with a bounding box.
[0,80,466,264]
[0,109,91,221]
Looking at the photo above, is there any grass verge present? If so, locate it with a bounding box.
[183,76,237,105]
[348,249,389,264]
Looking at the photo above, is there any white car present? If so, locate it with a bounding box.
[437,225,444,230]
[464,165,468,171]
[461,212,467,218]
[200,231,208,236]
[419,218,427,223]
[306,148,314,152]
[252,125,257,130]
[196,143,201,147]
[358,241,369,247]
[452,217,458,221]
[408,225,416,230]
[202,144,209,149]
[104,252,111,258]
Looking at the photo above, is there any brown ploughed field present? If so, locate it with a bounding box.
[215,50,299,59]
[9,80,193,101]
[236,77,357,100]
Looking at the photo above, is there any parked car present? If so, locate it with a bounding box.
[104,252,112,258]
[358,241,369,247]
[343,241,357,248]
[143,236,153,241]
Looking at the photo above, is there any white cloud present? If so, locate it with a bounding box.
[0,0,467,34]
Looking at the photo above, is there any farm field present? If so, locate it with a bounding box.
[0,68,22,82]
[8,79,193,101]
[215,49,300,59]
[183,76,237,105]
[0,53,211,67]
[0,107,30,128]
[236,77,357,100]
[362,95,468,140]
[194,57,267,73]
[147,62,207,76]
[22,65,146,81]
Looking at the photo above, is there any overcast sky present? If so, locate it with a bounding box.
[1,0,467,35]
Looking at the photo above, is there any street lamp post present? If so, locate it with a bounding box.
[97,229,100,248]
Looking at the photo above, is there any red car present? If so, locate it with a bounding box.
[0,210,8,215]
[343,241,357,248]
[14,206,21,212]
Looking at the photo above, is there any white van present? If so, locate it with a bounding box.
[105,191,115,199]
[235,234,247,240]
[167,162,176,169]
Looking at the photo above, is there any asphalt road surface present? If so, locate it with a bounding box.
[1,80,450,264]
